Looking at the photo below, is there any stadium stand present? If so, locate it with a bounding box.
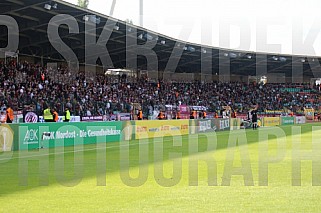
[1,0,321,121]
[1,60,320,120]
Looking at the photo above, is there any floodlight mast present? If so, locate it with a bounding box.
[139,0,143,27]
[109,0,117,16]
[109,0,144,27]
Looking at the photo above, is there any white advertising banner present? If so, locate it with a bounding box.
[295,116,306,124]
[38,116,81,123]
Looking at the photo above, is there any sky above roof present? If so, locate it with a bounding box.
[65,0,321,56]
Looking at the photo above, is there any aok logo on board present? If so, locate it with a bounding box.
[23,129,38,144]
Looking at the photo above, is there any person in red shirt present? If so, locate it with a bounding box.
[52,109,59,122]
[176,111,181,119]
[202,111,207,119]
[137,109,143,120]
[158,111,165,120]
[6,106,14,123]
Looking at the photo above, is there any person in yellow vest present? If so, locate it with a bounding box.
[52,108,59,122]
[64,107,71,122]
[5,106,14,123]
[43,105,53,122]
[137,109,143,120]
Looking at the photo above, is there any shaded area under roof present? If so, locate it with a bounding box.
[0,0,321,79]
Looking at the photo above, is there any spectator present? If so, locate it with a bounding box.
[1,60,321,118]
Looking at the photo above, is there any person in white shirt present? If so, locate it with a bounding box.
[0,111,6,123]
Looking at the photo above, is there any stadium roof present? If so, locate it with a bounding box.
[1,0,321,78]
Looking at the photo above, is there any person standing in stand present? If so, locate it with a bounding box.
[43,105,53,122]
[198,111,202,119]
[0,111,6,123]
[190,110,194,119]
[137,109,143,120]
[231,110,237,118]
[202,110,207,119]
[5,106,14,123]
[176,111,181,119]
[157,111,164,120]
[52,108,59,122]
[64,107,71,122]
[190,108,196,119]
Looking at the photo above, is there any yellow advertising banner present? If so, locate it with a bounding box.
[263,117,280,127]
[135,120,189,139]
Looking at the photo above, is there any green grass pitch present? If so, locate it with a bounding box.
[1,123,321,212]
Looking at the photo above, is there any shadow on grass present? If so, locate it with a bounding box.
[0,123,319,195]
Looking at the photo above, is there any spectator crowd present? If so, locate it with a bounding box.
[0,60,320,118]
